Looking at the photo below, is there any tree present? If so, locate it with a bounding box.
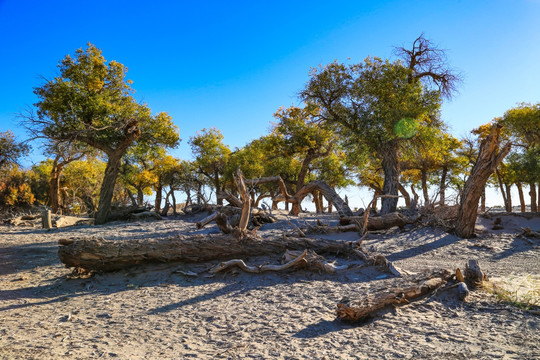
[500,103,540,211]
[301,35,459,214]
[0,130,29,169]
[189,128,231,205]
[27,44,179,224]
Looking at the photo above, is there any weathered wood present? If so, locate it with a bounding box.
[464,259,485,288]
[196,212,219,229]
[455,124,511,238]
[336,269,452,322]
[340,212,416,231]
[57,234,362,272]
[210,250,308,273]
[41,210,52,229]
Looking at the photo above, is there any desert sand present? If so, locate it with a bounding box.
[1,211,539,359]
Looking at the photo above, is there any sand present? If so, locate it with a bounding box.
[0,211,539,359]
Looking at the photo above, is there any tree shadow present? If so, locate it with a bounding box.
[385,233,462,262]
[0,240,60,276]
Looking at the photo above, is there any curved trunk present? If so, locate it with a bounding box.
[95,152,124,225]
[397,182,411,208]
[137,188,144,207]
[456,124,511,238]
[381,143,400,214]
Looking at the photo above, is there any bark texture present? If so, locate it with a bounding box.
[336,269,452,322]
[58,235,361,272]
[455,124,511,238]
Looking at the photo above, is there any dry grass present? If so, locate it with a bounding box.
[483,275,540,310]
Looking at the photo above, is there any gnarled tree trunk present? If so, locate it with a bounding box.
[455,124,511,238]
[95,152,124,225]
[381,142,400,215]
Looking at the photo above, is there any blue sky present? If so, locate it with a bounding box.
[1,0,539,205]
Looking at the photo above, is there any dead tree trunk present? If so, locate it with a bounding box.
[455,124,511,238]
[516,182,526,213]
[336,269,452,322]
[58,235,361,272]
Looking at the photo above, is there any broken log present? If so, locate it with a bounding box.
[196,212,219,229]
[336,269,452,322]
[57,234,362,272]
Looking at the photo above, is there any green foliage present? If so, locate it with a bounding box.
[301,57,441,152]
[500,103,540,150]
[0,131,29,169]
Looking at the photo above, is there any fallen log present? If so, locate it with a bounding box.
[336,269,452,322]
[57,234,363,272]
[340,212,417,231]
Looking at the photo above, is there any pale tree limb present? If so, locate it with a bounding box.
[210,250,308,274]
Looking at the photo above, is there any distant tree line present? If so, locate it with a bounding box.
[1,38,538,222]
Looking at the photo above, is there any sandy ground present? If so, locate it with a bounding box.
[0,211,539,359]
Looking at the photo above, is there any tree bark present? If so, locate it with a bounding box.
[504,183,512,212]
[380,143,400,215]
[49,159,63,214]
[95,152,124,225]
[439,166,448,206]
[421,168,429,206]
[137,188,144,207]
[496,169,509,211]
[530,183,538,212]
[336,269,452,322]
[455,124,511,238]
[480,188,486,213]
[516,182,526,213]
[57,235,361,272]
[154,180,163,213]
[339,212,417,231]
[398,183,411,208]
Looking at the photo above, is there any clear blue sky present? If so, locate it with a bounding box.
[1,0,539,206]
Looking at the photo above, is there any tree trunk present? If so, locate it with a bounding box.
[58,235,360,272]
[439,166,448,206]
[126,189,137,207]
[530,183,538,212]
[421,168,429,206]
[410,185,419,206]
[398,183,411,208]
[214,170,223,206]
[455,124,511,238]
[504,183,512,212]
[480,188,486,212]
[290,181,353,217]
[380,143,400,215]
[49,159,63,214]
[155,180,163,213]
[339,212,417,231]
[516,182,526,213]
[137,188,144,207]
[496,169,508,211]
[171,190,177,215]
[95,152,123,225]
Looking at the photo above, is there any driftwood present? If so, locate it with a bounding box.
[336,269,452,322]
[339,212,417,231]
[210,250,308,274]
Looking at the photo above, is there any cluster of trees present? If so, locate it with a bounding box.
[1,38,538,224]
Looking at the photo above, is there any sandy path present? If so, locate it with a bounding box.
[1,213,539,359]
